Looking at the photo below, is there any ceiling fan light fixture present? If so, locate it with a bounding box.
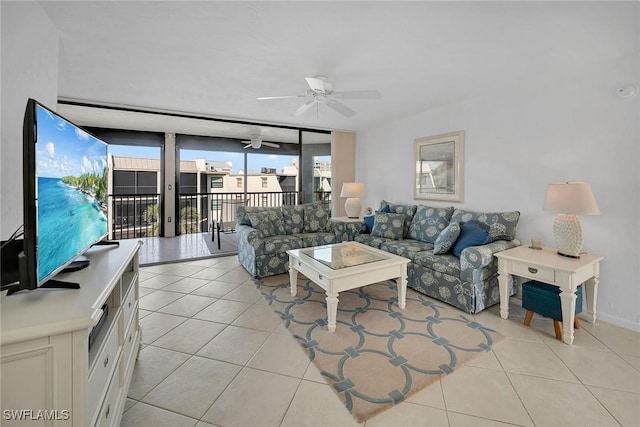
[259,75,381,118]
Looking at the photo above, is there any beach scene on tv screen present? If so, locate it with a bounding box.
[35,105,108,283]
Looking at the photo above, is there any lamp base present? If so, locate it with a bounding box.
[553,213,583,259]
[344,197,362,219]
[557,251,581,259]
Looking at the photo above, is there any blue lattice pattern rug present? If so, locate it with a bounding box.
[254,274,504,423]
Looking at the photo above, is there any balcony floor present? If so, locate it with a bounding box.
[137,232,239,266]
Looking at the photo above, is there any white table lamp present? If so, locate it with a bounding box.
[543,182,600,258]
[340,182,366,218]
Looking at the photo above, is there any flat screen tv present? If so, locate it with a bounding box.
[7,99,110,294]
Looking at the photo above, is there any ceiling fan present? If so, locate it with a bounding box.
[242,135,280,149]
[258,75,381,118]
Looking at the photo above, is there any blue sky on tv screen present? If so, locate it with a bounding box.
[36,105,107,179]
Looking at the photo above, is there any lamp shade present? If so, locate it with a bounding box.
[543,182,600,215]
[340,182,366,198]
[543,182,599,258]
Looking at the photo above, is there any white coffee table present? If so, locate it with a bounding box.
[287,242,409,332]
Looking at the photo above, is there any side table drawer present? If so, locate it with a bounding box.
[512,263,555,283]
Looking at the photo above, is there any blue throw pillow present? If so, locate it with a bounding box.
[452,220,490,258]
[363,215,375,233]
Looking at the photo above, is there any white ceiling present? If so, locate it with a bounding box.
[38,1,637,139]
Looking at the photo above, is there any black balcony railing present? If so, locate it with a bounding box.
[109,193,160,239]
[109,190,330,239]
[178,191,300,235]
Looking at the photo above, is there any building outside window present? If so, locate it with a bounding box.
[180,173,198,194]
[211,176,223,188]
[110,156,160,238]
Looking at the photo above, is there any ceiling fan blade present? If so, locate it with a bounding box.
[257,95,306,100]
[292,99,316,117]
[305,77,326,93]
[333,90,381,100]
[261,141,280,148]
[326,100,357,117]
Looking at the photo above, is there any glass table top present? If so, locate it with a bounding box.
[301,244,388,270]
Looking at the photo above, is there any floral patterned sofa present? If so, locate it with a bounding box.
[237,202,335,278]
[352,200,521,314]
[237,199,520,314]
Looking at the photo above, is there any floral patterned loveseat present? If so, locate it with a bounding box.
[237,202,335,278]
[353,200,521,314]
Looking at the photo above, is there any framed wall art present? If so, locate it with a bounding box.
[414,131,464,202]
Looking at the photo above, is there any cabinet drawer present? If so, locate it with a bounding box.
[122,283,137,331]
[513,263,555,283]
[96,368,121,427]
[120,317,139,383]
[87,312,121,421]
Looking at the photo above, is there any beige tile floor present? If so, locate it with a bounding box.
[122,255,640,427]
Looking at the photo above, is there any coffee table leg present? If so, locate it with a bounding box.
[289,257,298,296]
[396,273,407,309]
[326,291,338,333]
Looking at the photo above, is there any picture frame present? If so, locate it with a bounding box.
[414,131,464,202]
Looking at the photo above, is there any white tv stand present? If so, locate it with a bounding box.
[1,239,142,426]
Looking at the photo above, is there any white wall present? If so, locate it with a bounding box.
[1,2,59,238]
[357,54,639,330]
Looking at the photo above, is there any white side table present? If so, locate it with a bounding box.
[495,246,603,345]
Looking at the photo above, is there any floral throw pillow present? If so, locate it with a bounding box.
[247,211,286,237]
[281,205,305,234]
[450,209,520,243]
[379,200,417,238]
[433,222,461,255]
[408,205,455,243]
[303,203,330,233]
[370,212,405,240]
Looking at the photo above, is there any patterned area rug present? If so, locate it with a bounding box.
[254,274,504,423]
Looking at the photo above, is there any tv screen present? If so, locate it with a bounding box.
[15,99,109,292]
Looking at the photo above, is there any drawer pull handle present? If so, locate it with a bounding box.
[129,334,132,343]
[105,404,110,419]
[298,261,301,266]
[318,273,323,280]
[128,301,132,308]
[528,267,538,274]
[103,355,109,368]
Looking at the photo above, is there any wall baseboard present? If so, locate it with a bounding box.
[596,312,640,332]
